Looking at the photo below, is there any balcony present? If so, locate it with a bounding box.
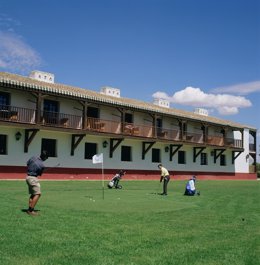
[207,135,224,146]
[0,105,243,148]
[0,105,35,124]
[156,128,181,141]
[41,111,82,129]
[184,131,204,144]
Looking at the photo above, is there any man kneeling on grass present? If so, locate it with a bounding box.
[25,150,48,216]
[184,176,200,196]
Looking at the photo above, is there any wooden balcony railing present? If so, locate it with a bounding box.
[156,128,181,141]
[183,131,204,144]
[86,117,121,133]
[41,111,82,129]
[206,135,224,146]
[0,105,35,123]
[224,137,243,148]
[123,122,154,138]
[0,105,243,148]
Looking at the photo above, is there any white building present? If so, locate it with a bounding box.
[0,71,257,180]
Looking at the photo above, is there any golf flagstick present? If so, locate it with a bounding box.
[92,153,104,200]
[102,159,104,200]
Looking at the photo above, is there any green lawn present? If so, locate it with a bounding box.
[0,180,259,265]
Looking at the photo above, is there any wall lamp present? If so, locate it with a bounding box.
[15,131,22,141]
[165,146,169,153]
[103,140,108,148]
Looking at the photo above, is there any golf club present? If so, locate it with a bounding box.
[156,181,161,194]
[45,163,61,172]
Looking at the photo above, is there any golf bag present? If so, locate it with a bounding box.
[107,173,122,189]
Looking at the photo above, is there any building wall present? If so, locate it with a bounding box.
[0,125,250,172]
[0,86,256,180]
[234,129,249,173]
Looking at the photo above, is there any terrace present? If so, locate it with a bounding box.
[0,105,244,149]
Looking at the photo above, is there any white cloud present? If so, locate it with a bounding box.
[0,31,42,73]
[152,86,252,115]
[0,13,21,31]
[217,106,239,115]
[212,81,260,95]
[152,91,170,100]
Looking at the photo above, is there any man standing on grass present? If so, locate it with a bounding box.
[25,150,48,216]
[158,163,170,195]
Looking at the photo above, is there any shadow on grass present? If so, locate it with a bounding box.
[21,209,41,213]
[148,192,166,195]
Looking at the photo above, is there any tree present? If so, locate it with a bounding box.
[257,163,260,178]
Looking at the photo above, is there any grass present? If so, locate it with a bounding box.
[0,180,259,265]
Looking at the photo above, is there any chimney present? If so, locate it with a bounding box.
[100,86,120,98]
[194,108,209,116]
[29,70,55,84]
[153,98,170,108]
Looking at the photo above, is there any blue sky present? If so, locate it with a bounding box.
[0,0,259,157]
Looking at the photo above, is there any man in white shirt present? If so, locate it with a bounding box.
[184,176,199,196]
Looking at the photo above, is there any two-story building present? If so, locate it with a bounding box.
[0,71,257,180]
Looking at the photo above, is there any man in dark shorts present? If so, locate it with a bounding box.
[26,150,48,216]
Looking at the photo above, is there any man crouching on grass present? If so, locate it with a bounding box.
[25,150,48,216]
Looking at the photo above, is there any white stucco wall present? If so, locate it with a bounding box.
[0,125,250,174]
[234,129,249,173]
[0,125,233,171]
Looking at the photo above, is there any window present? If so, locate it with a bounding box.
[85,142,97,159]
[0,134,7,155]
[41,138,57,157]
[121,146,132,161]
[0,92,10,109]
[152,148,161,163]
[178,150,186,164]
[87,107,99,118]
[44,99,59,113]
[124,113,133,123]
[182,123,187,133]
[156,118,163,134]
[43,99,59,124]
[220,154,226,166]
[156,118,162,128]
[201,153,208,165]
